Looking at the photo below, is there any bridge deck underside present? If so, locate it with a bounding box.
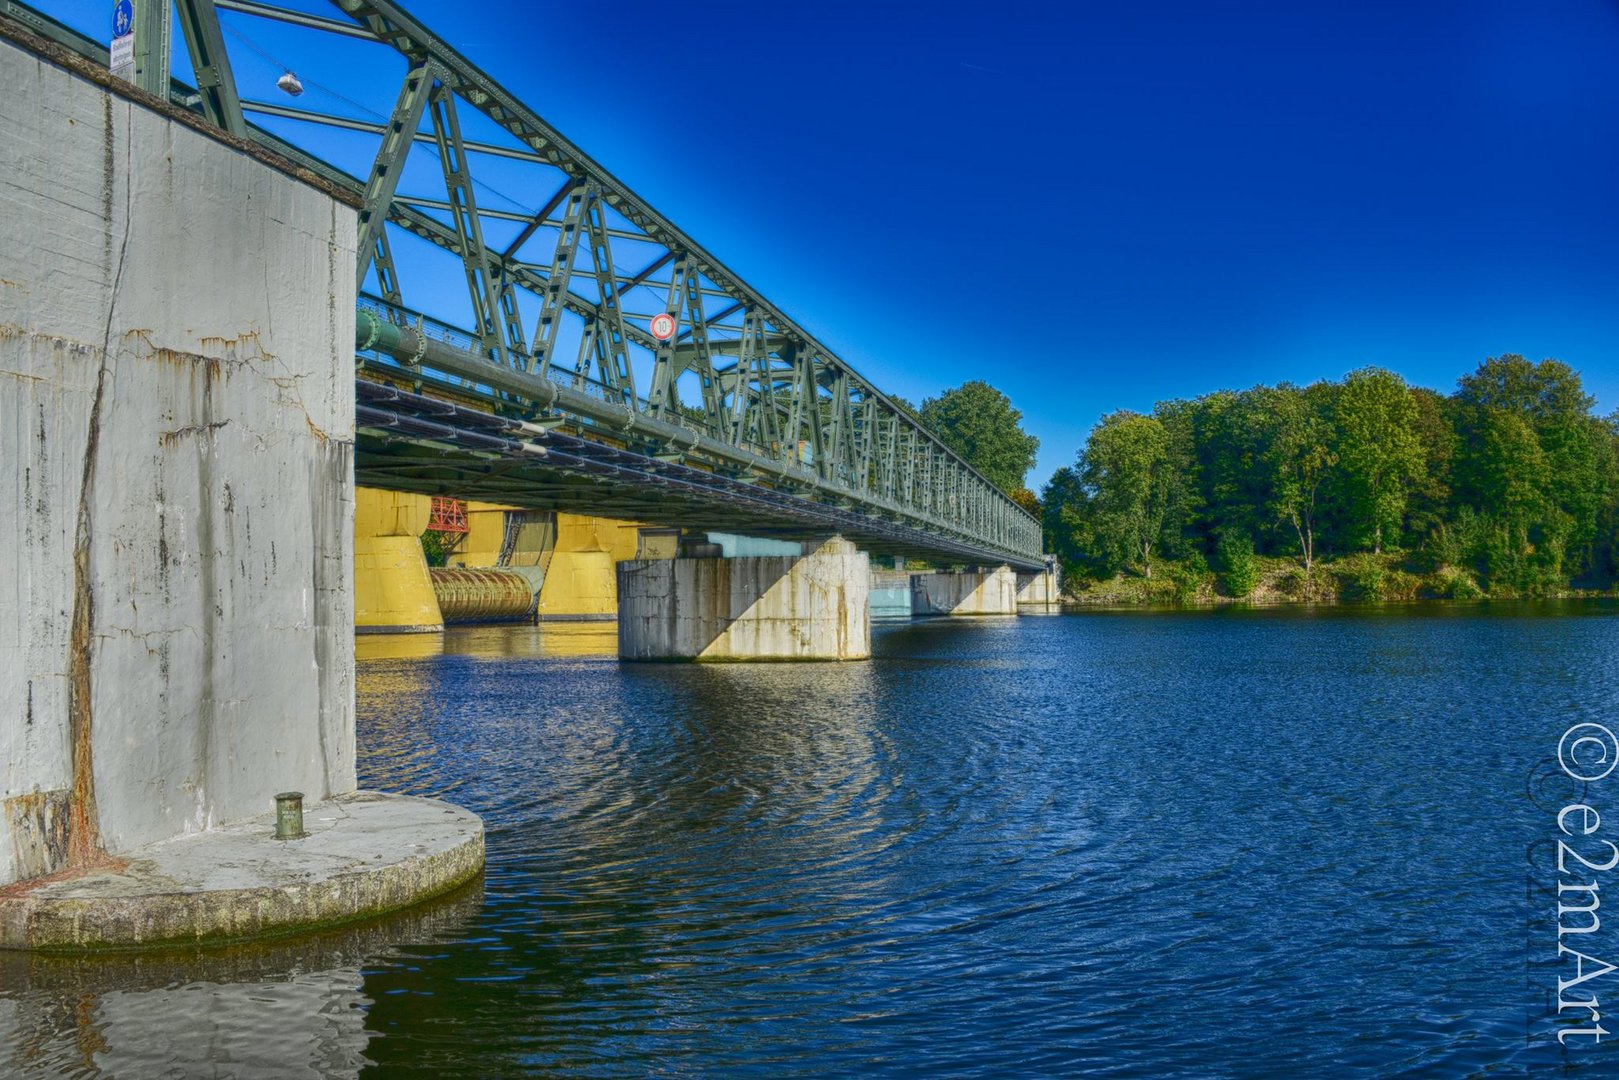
[355,381,1044,570]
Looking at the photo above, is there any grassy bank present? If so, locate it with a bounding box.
[1062,553,1616,606]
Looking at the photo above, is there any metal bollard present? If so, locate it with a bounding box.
[274,791,307,840]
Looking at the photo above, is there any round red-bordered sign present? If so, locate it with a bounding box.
[650,312,678,341]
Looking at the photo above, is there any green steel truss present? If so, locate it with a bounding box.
[5,0,1043,569]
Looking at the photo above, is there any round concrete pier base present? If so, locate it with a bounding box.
[0,792,484,951]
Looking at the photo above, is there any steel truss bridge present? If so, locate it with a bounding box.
[7,0,1044,571]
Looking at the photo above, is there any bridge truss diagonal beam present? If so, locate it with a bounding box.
[5,0,1043,568]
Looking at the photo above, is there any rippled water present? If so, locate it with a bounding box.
[7,604,1619,1077]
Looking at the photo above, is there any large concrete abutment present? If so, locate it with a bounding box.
[0,27,479,939]
[0,29,356,885]
[617,537,870,661]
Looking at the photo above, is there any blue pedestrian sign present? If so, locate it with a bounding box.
[110,0,135,78]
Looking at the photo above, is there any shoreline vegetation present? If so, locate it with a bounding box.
[1036,355,1619,605]
[1060,551,1617,607]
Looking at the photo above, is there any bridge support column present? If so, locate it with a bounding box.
[535,514,641,621]
[355,487,443,633]
[912,566,1019,616]
[1016,555,1063,611]
[617,537,869,661]
[869,569,916,619]
[0,29,481,940]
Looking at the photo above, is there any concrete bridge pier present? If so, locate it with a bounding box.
[0,28,481,948]
[912,567,1020,616]
[355,488,443,633]
[869,569,916,619]
[617,537,870,661]
[1017,556,1063,610]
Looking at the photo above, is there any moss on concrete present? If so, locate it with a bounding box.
[0,792,484,953]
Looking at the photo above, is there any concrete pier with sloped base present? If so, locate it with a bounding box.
[912,566,1019,615]
[617,537,869,661]
[1017,556,1063,609]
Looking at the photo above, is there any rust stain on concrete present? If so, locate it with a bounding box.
[3,791,70,882]
[66,528,101,869]
[0,850,129,903]
[197,331,264,353]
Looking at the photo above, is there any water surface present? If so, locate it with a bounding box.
[6,603,1618,1077]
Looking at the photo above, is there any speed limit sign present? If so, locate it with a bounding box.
[650,312,677,340]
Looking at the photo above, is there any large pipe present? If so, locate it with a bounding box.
[430,567,536,623]
[356,310,805,487]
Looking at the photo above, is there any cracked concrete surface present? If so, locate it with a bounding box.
[1,34,360,887]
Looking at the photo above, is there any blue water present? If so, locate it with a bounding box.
[5,604,1618,1077]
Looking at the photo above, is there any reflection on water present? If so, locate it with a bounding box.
[6,603,1619,1077]
[357,623,619,664]
[355,631,444,663]
[0,882,483,1079]
[348,604,1619,1077]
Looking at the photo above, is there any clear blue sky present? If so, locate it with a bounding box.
[51,0,1619,485]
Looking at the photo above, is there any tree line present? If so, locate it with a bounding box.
[1038,356,1619,596]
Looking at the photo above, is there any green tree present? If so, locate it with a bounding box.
[1263,383,1336,572]
[1470,408,1552,588]
[1215,530,1259,597]
[420,531,451,567]
[1453,356,1605,584]
[1405,387,1455,547]
[1192,389,1273,550]
[1150,398,1205,560]
[1040,466,1091,577]
[1334,367,1424,553]
[1595,413,1619,581]
[1474,408,1548,526]
[1078,411,1175,577]
[920,381,1040,495]
[1456,354,1593,421]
